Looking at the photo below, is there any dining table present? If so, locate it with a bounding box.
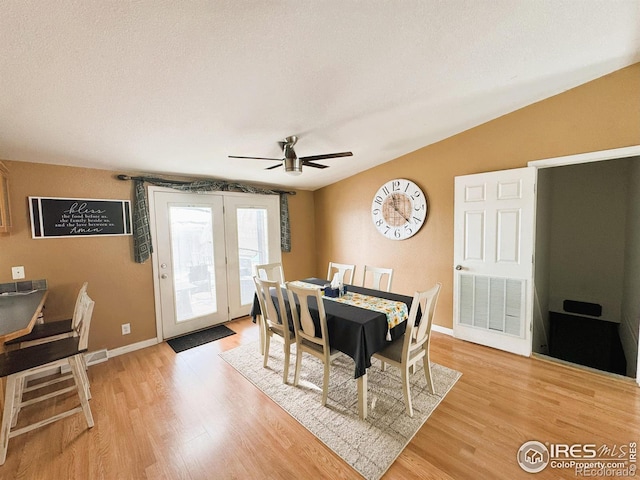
[251,277,416,419]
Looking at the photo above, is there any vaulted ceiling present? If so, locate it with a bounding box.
[1,1,639,190]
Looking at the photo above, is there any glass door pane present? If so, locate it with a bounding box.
[169,206,217,322]
[224,194,281,319]
[237,207,269,306]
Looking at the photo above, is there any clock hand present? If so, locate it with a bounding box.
[391,194,411,222]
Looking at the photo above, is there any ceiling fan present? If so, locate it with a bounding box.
[228,135,353,175]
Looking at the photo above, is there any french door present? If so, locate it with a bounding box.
[453,167,536,356]
[149,188,281,340]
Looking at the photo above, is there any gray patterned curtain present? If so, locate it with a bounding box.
[120,175,294,263]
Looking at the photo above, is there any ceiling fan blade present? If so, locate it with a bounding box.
[265,163,282,170]
[299,151,353,162]
[302,160,329,169]
[228,155,283,161]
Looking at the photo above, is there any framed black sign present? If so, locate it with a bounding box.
[29,197,132,238]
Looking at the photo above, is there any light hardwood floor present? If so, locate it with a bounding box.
[2,317,639,479]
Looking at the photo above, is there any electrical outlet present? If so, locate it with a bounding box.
[11,266,25,280]
[121,323,131,335]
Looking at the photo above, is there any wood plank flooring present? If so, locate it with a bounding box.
[1,317,639,479]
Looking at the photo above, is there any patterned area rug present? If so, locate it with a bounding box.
[220,341,461,480]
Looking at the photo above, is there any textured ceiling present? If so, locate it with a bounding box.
[1,1,639,190]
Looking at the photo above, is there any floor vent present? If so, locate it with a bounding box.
[59,349,109,374]
[85,348,109,366]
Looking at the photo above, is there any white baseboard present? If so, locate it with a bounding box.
[108,338,159,358]
[432,324,453,336]
[49,339,158,377]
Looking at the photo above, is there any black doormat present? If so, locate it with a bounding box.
[167,324,236,353]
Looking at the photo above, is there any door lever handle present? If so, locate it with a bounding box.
[455,265,463,271]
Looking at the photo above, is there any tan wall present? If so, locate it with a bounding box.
[314,63,640,329]
[282,189,316,280]
[0,162,316,351]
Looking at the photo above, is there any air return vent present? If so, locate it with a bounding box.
[459,274,525,337]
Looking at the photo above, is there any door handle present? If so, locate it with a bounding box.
[161,274,168,279]
[455,265,463,271]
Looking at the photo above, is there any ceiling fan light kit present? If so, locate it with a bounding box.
[229,135,353,175]
[285,157,303,175]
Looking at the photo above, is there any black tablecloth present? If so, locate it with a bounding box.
[251,278,414,378]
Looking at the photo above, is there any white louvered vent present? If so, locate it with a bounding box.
[458,274,525,337]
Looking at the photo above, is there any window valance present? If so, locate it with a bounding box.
[117,174,295,263]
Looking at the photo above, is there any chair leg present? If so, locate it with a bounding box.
[263,331,271,368]
[0,375,18,465]
[293,346,302,387]
[10,377,24,428]
[423,350,434,394]
[282,343,290,384]
[401,366,413,417]
[69,357,94,428]
[321,360,330,407]
[79,354,91,400]
[257,316,265,355]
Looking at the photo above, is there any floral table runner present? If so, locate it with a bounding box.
[287,281,408,340]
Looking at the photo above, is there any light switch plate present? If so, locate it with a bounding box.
[11,266,25,280]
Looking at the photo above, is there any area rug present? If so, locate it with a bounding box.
[167,324,236,353]
[219,341,461,480]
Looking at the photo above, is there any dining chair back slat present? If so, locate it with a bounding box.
[361,265,393,292]
[254,262,285,284]
[327,262,356,285]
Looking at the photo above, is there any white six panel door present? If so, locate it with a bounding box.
[453,167,537,356]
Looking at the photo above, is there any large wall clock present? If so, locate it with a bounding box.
[371,178,427,240]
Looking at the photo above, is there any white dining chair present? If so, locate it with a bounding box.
[327,262,356,285]
[0,295,95,465]
[253,276,295,384]
[286,282,341,406]
[372,282,441,417]
[253,262,285,284]
[253,264,285,355]
[361,265,393,292]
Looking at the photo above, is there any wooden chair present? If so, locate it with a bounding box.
[253,276,295,384]
[372,283,441,417]
[253,262,285,284]
[361,265,393,292]
[326,262,356,285]
[253,264,285,355]
[0,295,95,465]
[5,282,89,348]
[285,282,340,406]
